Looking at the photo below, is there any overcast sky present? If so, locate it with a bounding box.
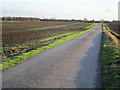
[1,0,119,21]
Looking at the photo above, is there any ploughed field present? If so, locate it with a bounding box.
[107,23,120,46]
[2,21,91,62]
[107,23,120,35]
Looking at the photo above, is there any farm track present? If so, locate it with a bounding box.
[2,24,102,88]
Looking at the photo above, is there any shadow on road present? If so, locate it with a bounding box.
[74,32,103,88]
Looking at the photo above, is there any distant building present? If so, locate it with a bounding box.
[84,18,88,23]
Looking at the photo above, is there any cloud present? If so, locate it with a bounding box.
[106,9,116,14]
[106,9,112,12]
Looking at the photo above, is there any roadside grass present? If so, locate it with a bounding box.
[100,24,120,89]
[1,23,97,70]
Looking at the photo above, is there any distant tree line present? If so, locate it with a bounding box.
[40,18,112,23]
[1,17,119,23]
[40,18,81,22]
[40,18,97,23]
[1,17,40,21]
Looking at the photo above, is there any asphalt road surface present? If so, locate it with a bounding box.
[2,24,102,88]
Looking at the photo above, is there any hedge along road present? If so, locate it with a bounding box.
[2,24,102,88]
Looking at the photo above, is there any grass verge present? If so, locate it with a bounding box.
[100,24,120,89]
[1,23,97,70]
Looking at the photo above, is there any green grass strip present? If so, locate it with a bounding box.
[28,23,86,31]
[28,24,70,31]
[1,23,97,70]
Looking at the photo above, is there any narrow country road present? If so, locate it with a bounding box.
[2,24,102,88]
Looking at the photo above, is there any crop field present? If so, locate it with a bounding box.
[1,21,96,69]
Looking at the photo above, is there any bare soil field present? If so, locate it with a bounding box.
[106,23,120,47]
[2,21,91,61]
[107,23,120,35]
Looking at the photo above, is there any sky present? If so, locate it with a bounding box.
[1,0,120,21]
